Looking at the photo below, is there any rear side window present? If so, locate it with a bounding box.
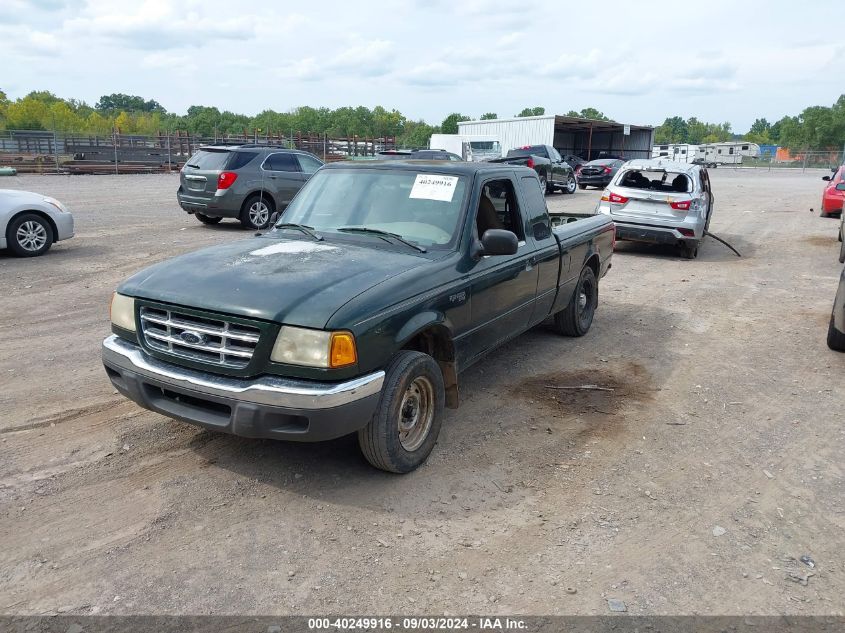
[185,150,230,170]
[264,153,299,172]
[226,151,258,170]
[296,154,324,174]
[520,175,550,240]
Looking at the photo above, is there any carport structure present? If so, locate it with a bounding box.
[458,115,654,160]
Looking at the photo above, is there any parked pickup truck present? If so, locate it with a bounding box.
[490,145,577,195]
[103,161,614,472]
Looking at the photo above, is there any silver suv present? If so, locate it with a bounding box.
[177,145,324,229]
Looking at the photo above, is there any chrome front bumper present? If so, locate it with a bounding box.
[102,335,385,441]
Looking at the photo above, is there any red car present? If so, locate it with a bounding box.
[821,165,845,217]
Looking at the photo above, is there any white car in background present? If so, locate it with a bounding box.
[595,159,714,259]
[1,189,75,257]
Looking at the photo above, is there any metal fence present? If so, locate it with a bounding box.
[0,130,397,174]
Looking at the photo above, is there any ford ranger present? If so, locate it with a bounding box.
[103,161,614,472]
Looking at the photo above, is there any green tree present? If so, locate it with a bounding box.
[96,93,165,113]
[480,112,498,120]
[566,107,609,121]
[440,112,470,134]
[5,96,50,129]
[399,120,440,148]
[516,107,545,117]
[654,117,688,144]
[85,111,112,135]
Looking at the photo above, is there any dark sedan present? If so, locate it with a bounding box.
[578,158,626,190]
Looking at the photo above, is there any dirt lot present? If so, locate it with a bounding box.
[1,169,843,616]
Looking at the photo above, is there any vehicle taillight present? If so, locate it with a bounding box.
[678,228,695,237]
[526,158,535,169]
[601,192,628,204]
[670,200,691,210]
[218,172,238,190]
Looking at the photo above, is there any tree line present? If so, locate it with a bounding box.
[654,95,845,151]
[1,89,844,152]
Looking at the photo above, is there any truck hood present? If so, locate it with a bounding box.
[119,236,428,328]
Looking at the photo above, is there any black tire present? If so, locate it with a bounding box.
[827,312,845,351]
[240,194,275,230]
[704,209,712,233]
[564,176,577,194]
[358,351,445,473]
[839,232,845,264]
[538,174,549,194]
[195,213,222,225]
[553,265,598,337]
[7,212,53,257]
[578,183,587,190]
[681,242,699,259]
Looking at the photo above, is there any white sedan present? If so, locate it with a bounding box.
[1,189,75,257]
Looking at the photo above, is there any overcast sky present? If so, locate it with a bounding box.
[1,0,841,132]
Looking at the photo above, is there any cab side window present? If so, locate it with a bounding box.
[264,153,299,172]
[476,179,524,240]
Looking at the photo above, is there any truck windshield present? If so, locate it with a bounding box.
[278,169,468,249]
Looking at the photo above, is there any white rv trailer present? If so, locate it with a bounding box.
[652,143,699,163]
[429,134,502,162]
[698,142,761,165]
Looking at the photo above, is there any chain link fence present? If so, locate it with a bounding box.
[0,129,398,174]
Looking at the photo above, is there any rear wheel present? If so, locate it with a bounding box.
[240,194,275,230]
[578,183,587,190]
[564,176,577,194]
[8,213,53,257]
[680,241,699,259]
[553,265,598,337]
[827,312,845,351]
[538,174,549,194]
[839,232,845,263]
[195,213,222,225]
[358,351,445,473]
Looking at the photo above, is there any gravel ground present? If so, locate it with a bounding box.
[0,169,843,616]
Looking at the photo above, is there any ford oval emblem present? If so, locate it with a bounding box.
[180,330,207,346]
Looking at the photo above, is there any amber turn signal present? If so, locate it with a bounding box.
[329,332,357,368]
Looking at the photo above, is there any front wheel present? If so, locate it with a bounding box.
[578,183,587,190]
[8,213,54,257]
[358,351,445,473]
[564,176,577,194]
[195,213,222,225]
[240,195,275,230]
[553,265,598,337]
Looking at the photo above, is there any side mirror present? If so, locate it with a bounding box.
[822,176,831,181]
[836,183,845,191]
[479,229,519,256]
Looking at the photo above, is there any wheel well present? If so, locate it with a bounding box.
[7,210,58,242]
[242,190,277,212]
[402,325,459,408]
[585,253,600,277]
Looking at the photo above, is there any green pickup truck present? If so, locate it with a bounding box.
[103,161,615,472]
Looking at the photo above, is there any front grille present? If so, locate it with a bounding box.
[139,306,261,369]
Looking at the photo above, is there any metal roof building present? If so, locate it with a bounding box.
[458,115,654,161]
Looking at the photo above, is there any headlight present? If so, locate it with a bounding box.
[270,326,357,368]
[43,197,66,212]
[110,293,136,332]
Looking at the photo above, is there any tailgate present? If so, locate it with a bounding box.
[605,187,695,222]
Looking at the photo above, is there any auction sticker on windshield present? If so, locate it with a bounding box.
[409,174,459,202]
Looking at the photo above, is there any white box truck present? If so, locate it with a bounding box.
[429,134,502,162]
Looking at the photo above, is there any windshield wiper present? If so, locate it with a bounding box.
[336,227,426,253]
[274,223,323,241]
[185,163,200,168]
